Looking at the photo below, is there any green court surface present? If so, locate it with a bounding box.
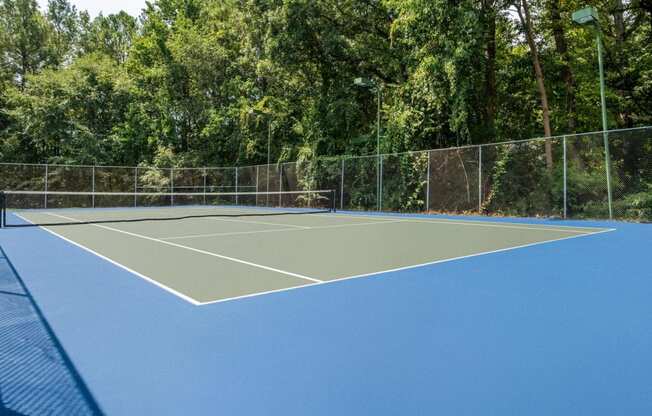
[12,207,611,304]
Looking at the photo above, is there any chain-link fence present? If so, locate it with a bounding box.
[2,127,650,221]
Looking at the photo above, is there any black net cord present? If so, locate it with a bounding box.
[0,190,335,228]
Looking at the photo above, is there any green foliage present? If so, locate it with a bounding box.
[0,0,51,87]
[614,187,652,222]
[2,0,651,166]
[483,142,561,217]
[3,53,136,164]
[0,0,650,220]
[381,153,427,212]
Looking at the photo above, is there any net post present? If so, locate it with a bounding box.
[478,146,483,213]
[340,159,345,211]
[0,191,5,228]
[426,151,430,212]
[563,136,567,219]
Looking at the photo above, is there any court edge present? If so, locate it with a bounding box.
[11,212,615,307]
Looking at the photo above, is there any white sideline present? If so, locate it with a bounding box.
[14,213,202,305]
[331,212,602,234]
[44,212,323,284]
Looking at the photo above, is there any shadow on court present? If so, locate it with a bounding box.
[0,246,103,416]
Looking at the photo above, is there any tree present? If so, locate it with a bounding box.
[3,54,136,164]
[515,0,553,168]
[0,0,51,89]
[79,11,138,64]
[547,0,577,133]
[45,0,80,67]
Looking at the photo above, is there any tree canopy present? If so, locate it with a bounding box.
[1,0,651,167]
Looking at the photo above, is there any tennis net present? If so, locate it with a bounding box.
[0,189,335,228]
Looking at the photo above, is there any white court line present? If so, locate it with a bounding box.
[14,213,202,305]
[330,212,602,234]
[44,212,323,284]
[196,227,616,305]
[161,227,306,240]
[204,216,310,229]
[15,211,616,307]
[161,219,406,240]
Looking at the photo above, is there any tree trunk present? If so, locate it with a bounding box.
[548,0,576,133]
[482,0,497,143]
[518,0,553,169]
[547,0,583,167]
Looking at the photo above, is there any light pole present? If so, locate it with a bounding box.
[354,77,382,211]
[572,6,613,219]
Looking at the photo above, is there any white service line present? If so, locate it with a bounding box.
[44,212,323,284]
[204,216,310,229]
[197,227,616,305]
[331,213,601,234]
[161,227,304,240]
[160,219,407,240]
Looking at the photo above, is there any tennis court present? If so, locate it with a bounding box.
[1,188,650,415]
[1,190,610,304]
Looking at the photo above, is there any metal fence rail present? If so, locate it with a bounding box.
[1,127,650,221]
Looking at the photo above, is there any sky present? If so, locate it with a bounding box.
[37,0,148,18]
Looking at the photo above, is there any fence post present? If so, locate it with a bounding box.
[170,168,174,206]
[426,152,430,212]
[134,167,138,207]
[266,164,270,206]
[256,165,259,206]
[478,146,482,213]
[378,155,383,211]
[340,159,345,211]
[92,166,95,208]
[235,167,239,205]
[279,164,283,207]
[603,131,613,219]
[203,168,207,205]
[44,164,48,209]
[563,136,568,219]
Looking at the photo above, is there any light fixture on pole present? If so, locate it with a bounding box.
[572,6,613,219]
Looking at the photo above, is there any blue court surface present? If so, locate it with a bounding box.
[1,211,651,415]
